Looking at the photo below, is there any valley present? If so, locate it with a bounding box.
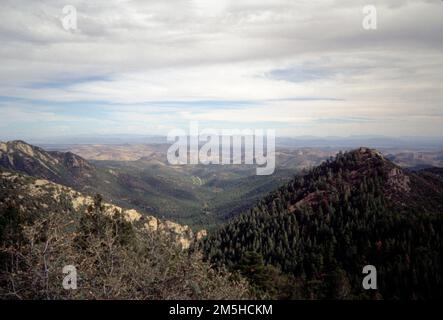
[22,142,343,229]
[39,142,443,229]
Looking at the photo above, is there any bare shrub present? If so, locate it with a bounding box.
[0,197,250,300]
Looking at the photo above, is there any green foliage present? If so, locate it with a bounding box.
[235,251,302,299]
[202,149,443,299]
[94,160,292,229]
[77,194,136,248]
[0,205,26,246]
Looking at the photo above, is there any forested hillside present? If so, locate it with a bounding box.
[202,148,443,299]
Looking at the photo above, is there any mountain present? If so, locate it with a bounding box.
[385,150,443,170]
[201,148,443,299]
[0,140,97,189]
[0,140,148,223]
[276,136,443,149]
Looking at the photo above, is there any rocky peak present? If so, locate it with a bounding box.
[354,147,385,160]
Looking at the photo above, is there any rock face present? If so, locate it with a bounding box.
[387,167,411,193]
[145,218,194,249]
[0,170,199,249]
[144,216,207,249]
[195,230,208,241]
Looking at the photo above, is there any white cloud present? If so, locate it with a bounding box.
[0,0,442,137]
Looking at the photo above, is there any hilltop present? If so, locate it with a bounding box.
[202,148,443,299]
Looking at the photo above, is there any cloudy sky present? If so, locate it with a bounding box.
[0,0,442,140]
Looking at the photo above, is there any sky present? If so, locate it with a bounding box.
[0,0,442,140]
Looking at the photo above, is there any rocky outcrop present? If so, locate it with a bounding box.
[387,167,411,193]
[0,170,198,249]
[144,216,207,249]
[145,218,193,249]
[195,229,208,241]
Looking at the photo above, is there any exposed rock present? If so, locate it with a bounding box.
[195,229,208,241]
[124,209,142,222]
[158,220,194,249]
[0,142,7,153]
[387,167,411,193]
[0,170,197,249]
[144,216,159,232]
[34,179,49,186]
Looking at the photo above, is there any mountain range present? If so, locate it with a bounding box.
[1,140,298,228]
[1,141,443,299]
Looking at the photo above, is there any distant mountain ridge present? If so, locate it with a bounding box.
[0,140,293,228]
[0,140,96,189]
